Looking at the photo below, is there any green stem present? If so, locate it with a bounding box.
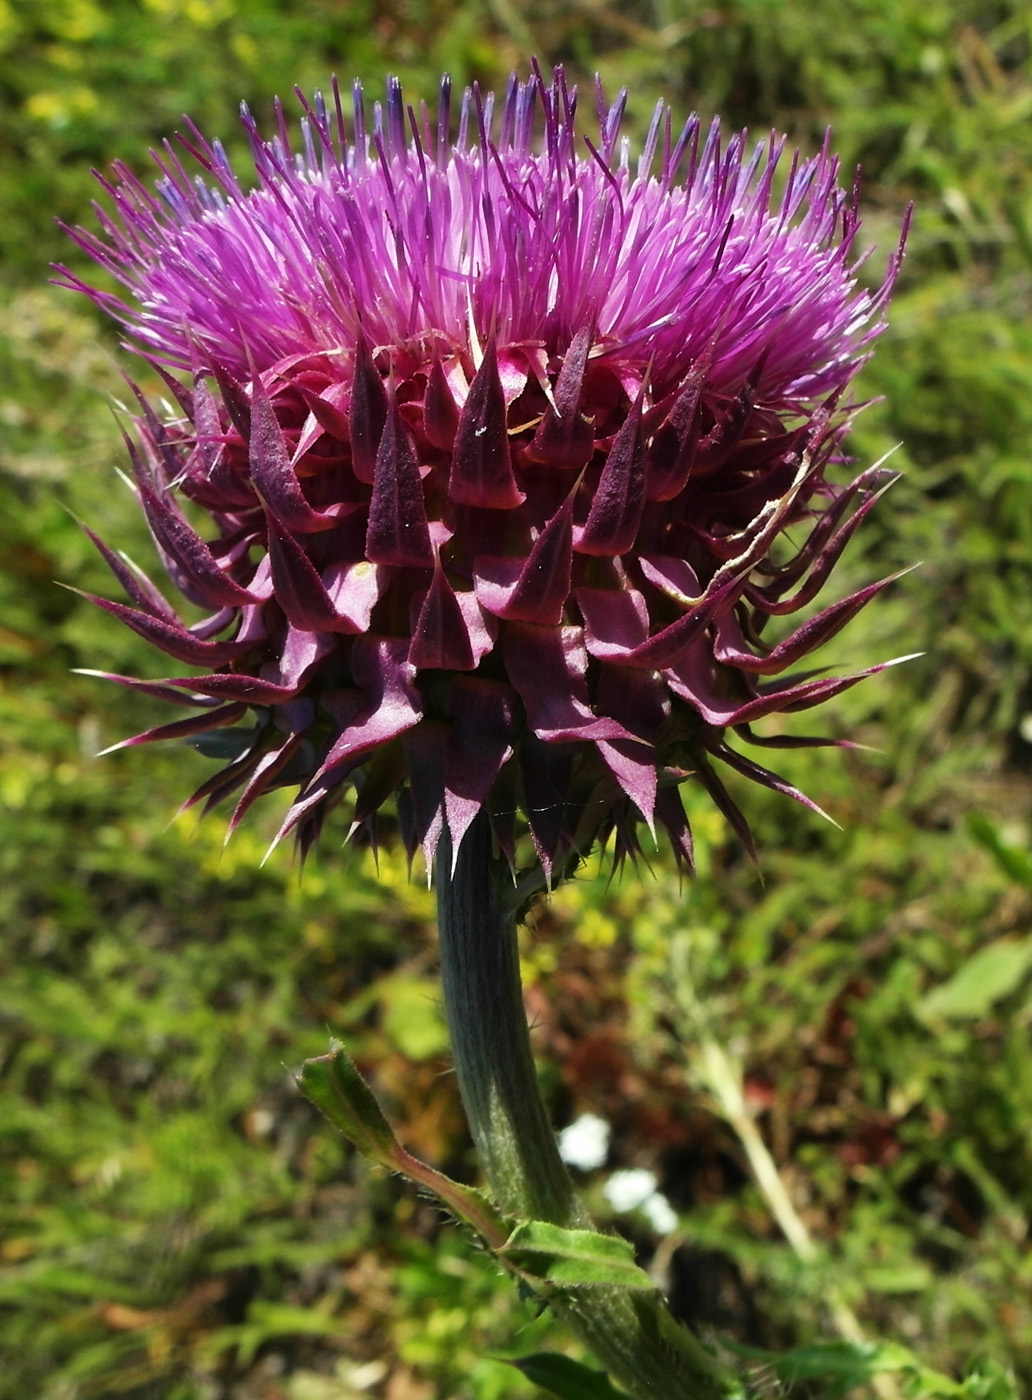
[435,813,739,1400]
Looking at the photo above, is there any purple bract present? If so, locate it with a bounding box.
[60,64,909,877]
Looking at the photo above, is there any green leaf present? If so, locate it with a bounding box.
[209,1302,346,1368]
[917,937,1032,1021]
[773,1340,917,1382]
[862,1262,934,1293]
[967,813,1032,889]
[511,1352,632,1400]
[296,1040,400,1164]
[956,1357,1022,1400]
[502,1222,655,1292]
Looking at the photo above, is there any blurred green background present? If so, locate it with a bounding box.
[2,1,1031,1396]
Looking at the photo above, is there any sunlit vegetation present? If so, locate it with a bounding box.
[2,2,1031,1395]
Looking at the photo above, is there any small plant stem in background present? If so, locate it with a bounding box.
[435,813,741,1400]
[671,939,901,1400]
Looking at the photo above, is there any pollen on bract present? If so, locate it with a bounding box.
[59,62,910,881]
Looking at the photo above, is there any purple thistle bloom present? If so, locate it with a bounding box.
[61,65,909,878]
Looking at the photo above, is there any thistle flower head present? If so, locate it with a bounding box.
[62,65,908,877]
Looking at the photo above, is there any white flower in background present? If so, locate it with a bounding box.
[558,1112,611,1171]
[604,1168,679,1236]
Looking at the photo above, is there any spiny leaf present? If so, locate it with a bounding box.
[297,1042,511,1248]
[502,1221,656,1292]
[296,1039,400,1162]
